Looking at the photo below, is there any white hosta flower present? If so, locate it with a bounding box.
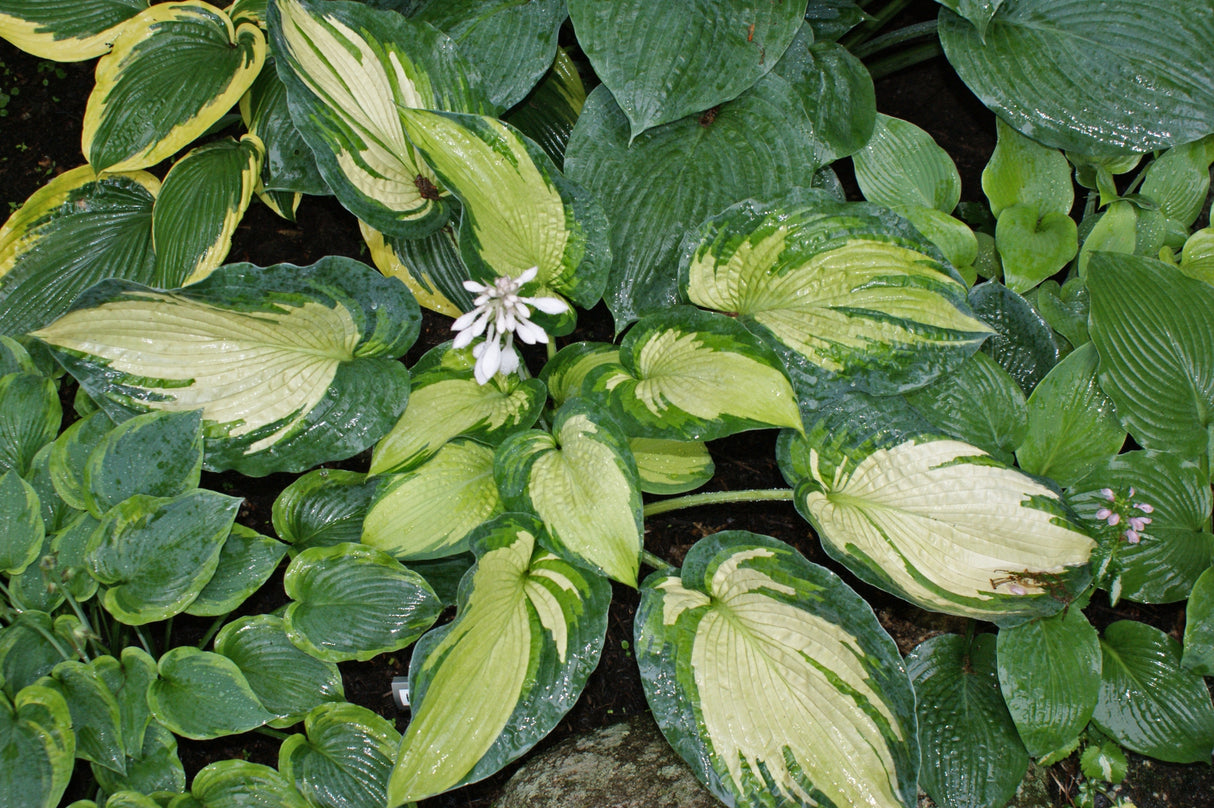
[451,267,569,385]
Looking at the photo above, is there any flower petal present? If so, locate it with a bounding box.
[525,295,570,315]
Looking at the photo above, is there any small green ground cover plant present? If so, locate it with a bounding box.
[1,1,1213,807]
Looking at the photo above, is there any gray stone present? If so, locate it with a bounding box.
[492,715,724,808]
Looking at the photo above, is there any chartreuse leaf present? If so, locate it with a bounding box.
[272,469,380,553]
[1077,201,1138,278]
[0,166,158,338]
[969,281,1057,394]
[629,437,715,495]
[679,194,991,400]
[0,0,146,61]
[86,492,240,625]
[982,118,1073,219]
[0,372,60,476]
[908,634,1028,808]
[584,307,802,442]
[994,203,1078,294]
[1183,566,1214,675]
[1070,451,1213,604]
[34,257,418,476]
[214,615,343,725]
[1181,227,1214,285]
[283,543,441,662]
[495,399,643,586]
[239,58,328,197]
[1015,343,1125,487]
[40,659,126,775]
[502,47,587,168]
[996,608,1101,758]
[398,108,610,317]
[853,114,961,213]
[1141,136,1214,231]
[1093,620,1214,763]
[151,136,264,287]
[567,0,806,137]
[148,648,275,740]
[189,760,310,808]
[363,439,502,561]
[939,0,1214,156]
[82,1,265,172]
[0,683,75,808]
[636,531,918,808]
[269,0,491,238]
[185,525,287,616]
[81,410,204,518]
[370,342,545,475]
[904,351,1026,465]
[890,204,978,275]
[564,82,822,329]
[359,219,470,318]
[278,702,400,808]
[388,513,610,803]
[786,405,1094,625]
[0,471,43,575]
[414,0,566,111]
[1088,252,1214,457]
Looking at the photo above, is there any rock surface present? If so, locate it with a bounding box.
[493,715,723,808]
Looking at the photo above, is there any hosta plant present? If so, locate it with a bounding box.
[1,0,1213,807]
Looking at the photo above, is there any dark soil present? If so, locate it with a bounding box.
[2,5,1210,807]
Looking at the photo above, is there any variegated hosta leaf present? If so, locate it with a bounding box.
[679,193,992,400]
[147,648,277,740]
[398,108,609,322]
[80,409,204,518]
[363,438,502,561]
[33,257,418,476]
[86,492,240,625]
[0,471,44,576]
[583,307,802,442]
[564,81,824,330]
[189,760,310,808]
[495,399,643,586]
[213,614,344,725]
[635,531,919,808]
[185,524,287,617]
[370,342,545,475]
[269,0,492,239]
[629,437,715,495]
[0,0,147,61]
[359,219,471,318]
[240,57,329,196]
[279,702,400,808]
[0,165,159,338]
[152,135,265,287]
[47,410,115,512]
[283,543,442,663]
[272,469,381,553]
[81,1,265,172]
[39,659,126,775]
[0,371,61,476]
[0,683,75,808]
[387,513,610,804]
[540,341,619,408]
[787,424,1094,625]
